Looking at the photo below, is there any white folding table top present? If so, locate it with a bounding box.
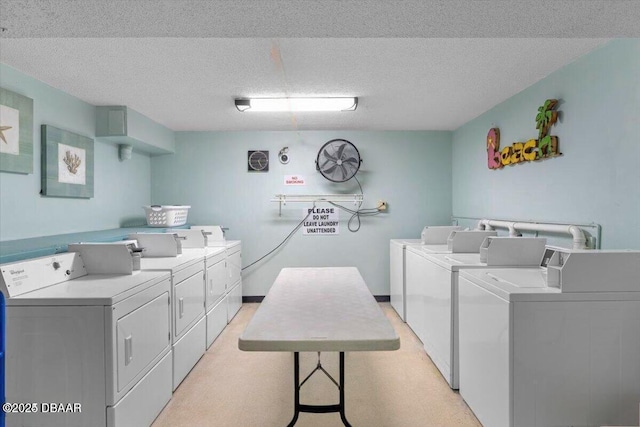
[239,267,400,352]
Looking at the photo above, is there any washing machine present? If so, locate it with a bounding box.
[129,233,207,391]
[390,239,422,321]
[416,237,546,389]
[458,248,640,427]
[405,230,497,343]
[0,244,173,427]
[391,226,462,322]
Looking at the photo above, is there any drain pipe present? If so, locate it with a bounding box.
[477,219,588,249]
[476,220,491,231]
[507,222,520,237]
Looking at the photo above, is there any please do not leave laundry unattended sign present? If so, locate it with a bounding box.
[302,206,339,235]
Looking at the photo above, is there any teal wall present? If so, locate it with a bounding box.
[0,64,152,240]
[4,38,638,293]
[452,39,640,249]
[152,131,453,295]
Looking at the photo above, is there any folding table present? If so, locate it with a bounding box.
[239,267,400,426]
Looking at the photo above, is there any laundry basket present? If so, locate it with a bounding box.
[143,205,191,227]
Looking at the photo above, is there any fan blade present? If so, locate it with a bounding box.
[323,164,338,175]
[320,157,333,170]
[336,143,347,160]
[340,164,348,180]
[342,157,359,164]
[323,149,337,161]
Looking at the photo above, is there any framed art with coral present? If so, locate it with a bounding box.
[41,125,94,198]
[0,87,34,174]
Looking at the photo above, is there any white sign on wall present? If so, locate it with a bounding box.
[302,206,339,235]
[284,175,305,185]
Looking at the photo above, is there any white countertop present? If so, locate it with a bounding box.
[239,267,400,352]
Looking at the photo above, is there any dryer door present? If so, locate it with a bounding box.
[116,289,171,394]
[226,247,241,288]
[174,271,205,339]
[206,259,226,309]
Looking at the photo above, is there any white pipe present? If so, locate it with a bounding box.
[478,219,588,249]
[508,222,520,237]
[476,220,493,231]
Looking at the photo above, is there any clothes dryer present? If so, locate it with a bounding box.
[0,246,172,427]
[225,240,242,323]
[458,248,640,427]
[130,233,207,391]
[169,230,242,345]
[203,246,227,348]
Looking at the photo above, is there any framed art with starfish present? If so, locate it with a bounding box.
[0,87,34,174]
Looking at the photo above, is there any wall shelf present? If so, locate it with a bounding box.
[271,194,363,216]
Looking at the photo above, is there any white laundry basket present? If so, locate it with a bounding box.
[143,205,191,227]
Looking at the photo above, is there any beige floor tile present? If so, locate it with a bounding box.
[151,303,482,427]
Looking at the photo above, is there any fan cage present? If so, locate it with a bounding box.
[316,139,362,183]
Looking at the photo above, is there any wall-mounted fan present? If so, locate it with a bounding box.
[315,139,362,182]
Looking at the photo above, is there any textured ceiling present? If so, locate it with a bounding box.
[0,1,634,131]
[2,1,639,38]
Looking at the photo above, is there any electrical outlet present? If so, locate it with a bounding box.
[377,200,387,211]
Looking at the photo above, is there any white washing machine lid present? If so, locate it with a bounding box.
[423,253,543,272]
[459,267,640,302]
[390,239,422,247]
[424,238,546,271]
[406,244,451,256]
[424,252,486,270]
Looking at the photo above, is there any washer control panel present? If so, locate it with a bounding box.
[0,252,86,297]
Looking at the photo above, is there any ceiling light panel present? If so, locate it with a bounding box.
[236,97,357,112]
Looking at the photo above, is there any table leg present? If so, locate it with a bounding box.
[286,351,352,427]
[286,352,301,427]
[339,352,352,427]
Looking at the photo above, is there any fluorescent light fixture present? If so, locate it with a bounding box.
[235,97,358,112]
